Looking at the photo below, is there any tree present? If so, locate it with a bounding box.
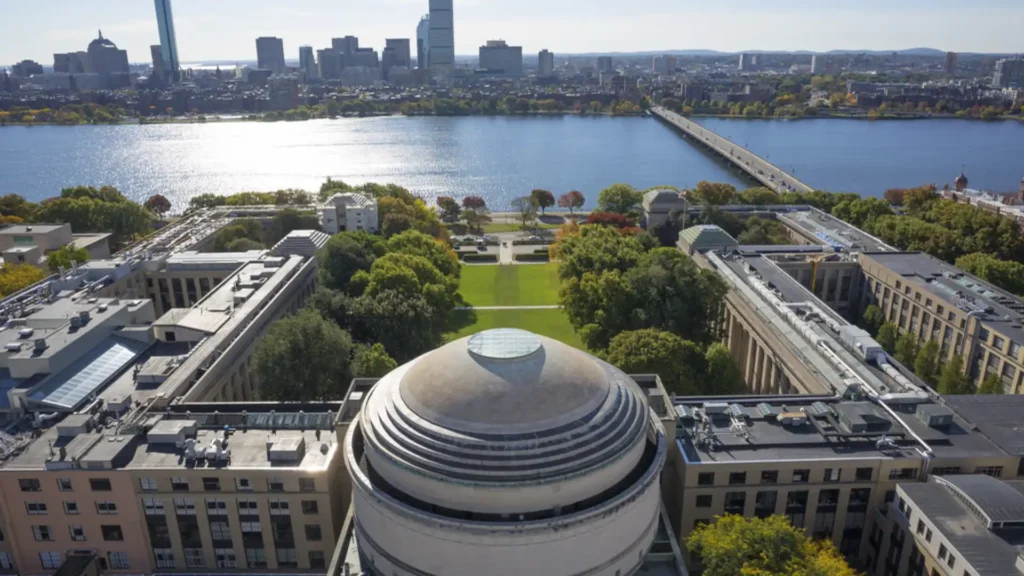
[213,219,264,251]
[558,190,586,215]
[462,196,488,211]
[436,196,461,223]
[46,245,90,273]
[226,238,264,251]
[687,515,858,576]
[737,217,791,245]
[937,355,970,395]
[977,373,1004,395]
[0,194,38,220]
[354,343,398,377]
[605,330,705,395]
[877,323,899,353]
[831,197,893,228]
[253,309,355,401]
[387,229,460,279]
[188,193,226,211]
[512,196,539,229]
[0,263,48,297]
[739,187,781,205]
[705,343,746,395]
[861,305,885,334]
[895,333,920,367]
[586,211,637,229]
[914,340,941,385]
[144,194,172,217]
[956,253,1024,297]
[556,224,647,281]
[268,208,320,244]
[691,181,738,205]
[318,231,388,293]
[596,184,642,216]
[530,189,555,214]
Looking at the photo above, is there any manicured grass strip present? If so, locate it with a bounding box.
[446,309,584,350]
[457,263,561,307]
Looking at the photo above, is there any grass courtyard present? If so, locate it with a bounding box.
[457,263,561,307]
[450,262,583,349]
[447,309,584,349]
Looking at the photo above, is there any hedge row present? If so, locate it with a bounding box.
[462,254,499,263]
[514,253,551,262]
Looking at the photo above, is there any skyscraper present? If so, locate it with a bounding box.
[596,56,613,74]
[299,46,317,80]
[416,15,430,69]
[256,37,286,74]
[317,49,343,79]
[150,45,166,81]
[385,39,411,68]
[479,40,522,77]
[154,0,180,82]
[538,49,554,79]
[945,51,958,75]
[993,58,1024,88]
[332,36,359,67]
[87,31,130,75]
[428,0,454,75]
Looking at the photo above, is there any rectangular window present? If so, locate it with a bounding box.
[33,525,53,541]
[25,502,47,515]
[108,551,130,570]
[301,500,319,514]
[309,551,326,570]
[980,328,991,342]
[931,466,962,476]
[754,491,778,519]
[305,524,323,541]
[57,478,73,491]
[728,472,746,486]
[994,336,1006,350]
[299,477,316,492]
[855,467,873,482]
[154,548,175,569]
[268,477,285,492]
[40,552,62,569]
[174,498,196,515]
[89,478,112,491]
[938,544,948,560]
[139,477,158,491]
[19,479,41,492]
[0,552,11,570]
[823,468,841,482]
[64,501,79,515]
[697,472,715,486]
[888,468,918,481]
[206,499,228,515]
[101,525,124,541]
[209,521,231,541]
[202,477,221,491]
[241,521,262,533]
[925,528,932,542]
[269,499,290,514]
[245,547,267,569]
[235,477,252,491]
[143,498,165,515]
[96,501,117,514]
[185,548,205,569]
[69,525,86,541]
[696,494,713,508]
[974,466,1004,478]
[916,520,925,535]
[793,469,810,483]
[724,491,746,514]
[171,477,189,491]
[1011,342,1022,360]
[276,547,298,568]
[215,548,236,569]
[760,470,779,484]
[237,499,259,514]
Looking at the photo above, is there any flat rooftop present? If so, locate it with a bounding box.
[0,224,67,235]
[943,395,1024,457]
[675,395,1004,464]
[863,251,1024,345]
[709,251,921,398]
[780,209,894,252]
[901,476,1024,576]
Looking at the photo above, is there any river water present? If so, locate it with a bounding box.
[1,115,1022,211]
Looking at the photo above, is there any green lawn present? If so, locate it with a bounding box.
[447,309,584,349]
[458,263,561,307]
[481,222,559,234]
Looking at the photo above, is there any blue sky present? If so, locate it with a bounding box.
[2,0,1021,66]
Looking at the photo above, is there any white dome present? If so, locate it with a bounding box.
[345,329,668,576]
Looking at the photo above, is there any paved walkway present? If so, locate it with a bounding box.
[456,305,560,311]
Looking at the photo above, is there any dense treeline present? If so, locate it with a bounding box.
[0,103,129,125]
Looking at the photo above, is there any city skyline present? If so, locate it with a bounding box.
[1,0,1021,66]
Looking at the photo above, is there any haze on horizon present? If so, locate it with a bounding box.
[2,0,1020,66]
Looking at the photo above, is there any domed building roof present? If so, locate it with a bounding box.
[955,172,969,187]
[353,328,654,514]
[89,30,117,50]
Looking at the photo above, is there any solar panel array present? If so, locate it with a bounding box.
[31,339,147,410]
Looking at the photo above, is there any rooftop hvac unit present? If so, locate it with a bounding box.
[778,412,809,427]
[916,404,954,428]
[702,402,730,415]
[18,328,33,338]
[34,338,47,351]
[4,342,22,353]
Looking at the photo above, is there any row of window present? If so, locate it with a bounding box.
[39,551,129,570]
[32,524,123,542]
[150,547,325,570]
[696,466,915,486]
[24,500,118,515]
[141,475,317,493]
[144,497,320,516]
[19,477,112,492]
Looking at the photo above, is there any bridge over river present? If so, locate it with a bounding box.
[651,107,814,194]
